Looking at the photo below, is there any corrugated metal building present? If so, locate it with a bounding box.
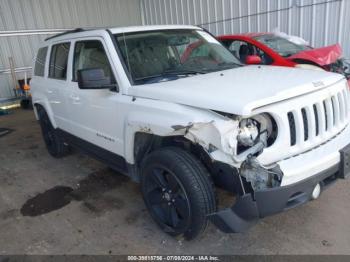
[141,0,350,54]
[1,0,349,99]
[0,0,141,99]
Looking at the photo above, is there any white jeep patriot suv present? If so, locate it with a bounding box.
[31,25,350,240]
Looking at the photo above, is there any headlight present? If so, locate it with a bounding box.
[237,118,260,147]
[237,114,278,150]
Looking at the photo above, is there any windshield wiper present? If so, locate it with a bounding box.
[217,61,242,68]
[163,69,207,75]
[202,62,242,74]
[134,69,206,84]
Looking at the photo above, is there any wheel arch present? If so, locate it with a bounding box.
[131,132,239,193]
[122,106,241,192]
[133,132,207,165]
[33,102,57,128]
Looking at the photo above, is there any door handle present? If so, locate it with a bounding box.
[70,94,81,102]
[46,89,53,94]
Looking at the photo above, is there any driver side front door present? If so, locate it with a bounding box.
[64,37,125,159]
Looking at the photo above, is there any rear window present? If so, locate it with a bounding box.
[49,43,70,80]
[34,47,48,76]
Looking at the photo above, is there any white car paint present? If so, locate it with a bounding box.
[31,25,350,188]
[128,65,342,116]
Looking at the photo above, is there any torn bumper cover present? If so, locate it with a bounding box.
[208,164,341,233]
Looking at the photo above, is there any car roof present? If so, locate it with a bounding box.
[109,25,201,34]
[44,25,202,43]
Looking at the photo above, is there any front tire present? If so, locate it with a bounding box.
[141,147,216,240]
[37,106,69,158]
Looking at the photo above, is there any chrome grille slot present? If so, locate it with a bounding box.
[313,104,319,136]
[301,108,308,141]
[288,112,296,146]
[323,100,329,131]
[305,106,316,140]
[324,98,334,131]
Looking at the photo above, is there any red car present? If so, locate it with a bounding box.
[217,33,350,83]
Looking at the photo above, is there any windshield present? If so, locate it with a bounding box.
[254,35,311,57]
[115,29,241,84]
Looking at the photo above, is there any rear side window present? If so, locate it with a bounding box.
[49,43,70,80]
[34,47,48,76]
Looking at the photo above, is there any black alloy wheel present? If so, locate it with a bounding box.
[144,166,191,233]
[141,147,216,240]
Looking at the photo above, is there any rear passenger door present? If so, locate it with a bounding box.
[46,42,72,131]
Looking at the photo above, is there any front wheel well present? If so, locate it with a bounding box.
[133,132,239,193]
[133,132,206,166]
[33,103,45,119]
[34,103,43,109]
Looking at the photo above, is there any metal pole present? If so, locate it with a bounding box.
[8,57,18,98]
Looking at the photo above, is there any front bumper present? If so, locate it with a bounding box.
[208,163,341,233]
[208,113,350,233]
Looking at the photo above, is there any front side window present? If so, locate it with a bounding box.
[254,35,310,57]
[49,43,70,80]
[73,40,115,82]
[227,40,251,63]
[115,29,241,85]
[226,40,273,65]
[34,47,48,76]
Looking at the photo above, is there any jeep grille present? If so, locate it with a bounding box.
[256,79,350,165]
[287,88,349,146]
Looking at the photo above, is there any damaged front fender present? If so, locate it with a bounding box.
[175,118,268,167]
[173,119,259,167]
[183,120,239,161]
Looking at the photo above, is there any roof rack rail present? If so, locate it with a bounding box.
[45,28,85,41]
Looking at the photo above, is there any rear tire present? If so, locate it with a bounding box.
[141,147,216,240]
[20,99,33,110]
[37,106,69,158]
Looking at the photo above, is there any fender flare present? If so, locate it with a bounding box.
[123,111,195,164]
[33,98,57,128]
[123,121,183,164]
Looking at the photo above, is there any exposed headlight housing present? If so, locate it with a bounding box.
[237,118,260,147]
[237,114,278,153]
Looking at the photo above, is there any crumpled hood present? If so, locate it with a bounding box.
[288,44,342,66]
[128,65,344,116]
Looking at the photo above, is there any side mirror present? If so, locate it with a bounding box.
[77,68,114,90]
[245,55,262,65]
